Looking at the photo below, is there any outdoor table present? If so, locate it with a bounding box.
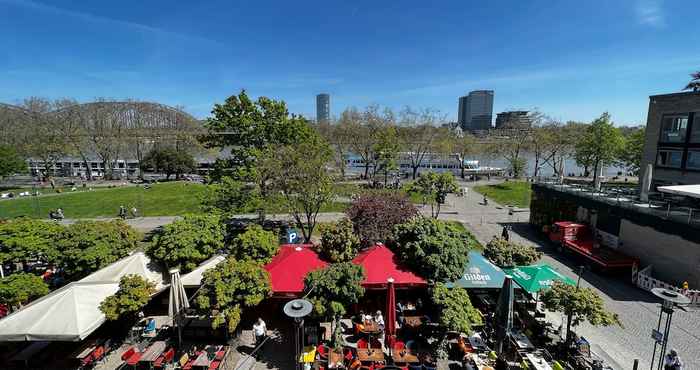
[299,345,316,363]
[360,321,381,334]
[511,330,535,350]
[356,348,384,363]
[140,341,167,362]
[468,334,488,351]
[525,353,553,370]
[328,351,345,368]
[72,339,99,359]
[403,316,422,328]
[392,350,420,363]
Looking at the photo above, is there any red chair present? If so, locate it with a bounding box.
[317,344,329,360]
[92,346,105,362]
[344,347,355,362]
[392,341,405,351]
[214,349,225,361]
[208,360,221,370]
[80,354,93,368]
[357,338,369,349]
[121,347,136,362]
[126,351,142,366]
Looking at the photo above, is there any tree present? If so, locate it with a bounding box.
[617,126,646,176]
[318,219,360,262]
[196,258,271,333]
[684,71,700,92]
[439,131,480,179]
[0,145,26,179]
[20,98,69,180]
[342,106,393,181]
[317,118,352,178]
[373,125,401,186]
[407,172,459,218]
[575,113,625,185]
[148,214,224,273]
[398,107,444,179]
[430,283,482,334]
[493,116,532,178]
[202,90,315,179]
[345,192,418,246]
[230,224,279,264]
[200,176,260,216]
[0,219,62,268]
[540,281,621,343]
[541,121,586,178]
[0,272,49,311]
[269,137,336,243]
[141,147,196,180]
[56,221,139,279]
[304,262,365,344]
[99,274,156,321]
[483,237,542,268]
[390,217,472,282]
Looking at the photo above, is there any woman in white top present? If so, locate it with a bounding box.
[374,310,385,329]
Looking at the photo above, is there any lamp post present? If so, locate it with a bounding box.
[284,299,313,370]
[649,288,690,370]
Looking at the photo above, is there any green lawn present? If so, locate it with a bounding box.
[473,181,532,208]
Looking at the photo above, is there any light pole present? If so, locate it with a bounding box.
[649,288,689,370]
[284,299,313,370]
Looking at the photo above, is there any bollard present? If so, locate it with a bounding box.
[632,359,638,370]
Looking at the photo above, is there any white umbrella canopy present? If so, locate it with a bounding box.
[169,268,189,344]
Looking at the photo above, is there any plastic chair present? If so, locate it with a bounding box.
[121,347,136,362]
[392,341,405,351]
[126,351,142,366]
[357,338,369,349]
[208,360,221,370]
[317,344,329,360]
[80,354,93,368]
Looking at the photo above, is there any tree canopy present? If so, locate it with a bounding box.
[390,217,472,282]
[574,113,624,184]
[318,218,360,263]
[304,262,366,320]
[430,283,482,334]
[0,145,26,179]
[483,237,542,268]
[345,192,418,246]
[230,224,279,264]
[617,126,646,176]
[148,214,224,273]
[99,274,156,321]
[407,172,459,218]
[141,147,196,180]
[0,272,49,310]
[0,218,63,267]
[195,258,271,333]
[56,220,139,279]
[200,176,260,216]
[684,71,700,92]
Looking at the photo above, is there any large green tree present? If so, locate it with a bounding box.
[318,219,360,263]
[617,126,646,176]
[483,237,542,268]
[200,176,260,216]
[430,283,482,334]
[407,172,459,218]
[0,219,63,268]
[56,221,139,279]
[0,145,26,179]
[0,272,49,311]
[196,258,271,333]
[99,274,156,321]
[574,113,624,185]
[148,214,224,272]
[373,125,401,186]
[390,217,472,282]
[230,224,279,264]
[141,147,196,180]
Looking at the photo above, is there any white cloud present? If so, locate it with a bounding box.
[635,0,666,28]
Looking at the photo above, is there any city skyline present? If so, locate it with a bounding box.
[1,0,699,125]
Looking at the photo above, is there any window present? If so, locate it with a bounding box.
[659,115,688,143]
[690,114,700,143]
[687,151,700,170]
[656,149,683,168]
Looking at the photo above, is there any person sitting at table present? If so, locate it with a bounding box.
[374,310,385,330]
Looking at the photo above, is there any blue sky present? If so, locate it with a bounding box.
[1,0,698,125]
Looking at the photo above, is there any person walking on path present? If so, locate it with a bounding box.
[253,318,267,349]
[664,349,683,370]
[501,226,510,241]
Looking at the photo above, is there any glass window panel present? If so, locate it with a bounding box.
[691,114,700,143]
[656,149,683,168]
[687,151,700,170]
[659,115,688,143]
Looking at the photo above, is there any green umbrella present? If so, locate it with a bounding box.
[502,264,576,294]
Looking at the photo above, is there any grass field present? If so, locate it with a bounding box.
[473,181,532,208]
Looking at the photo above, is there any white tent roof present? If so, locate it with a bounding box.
[180,255,226,287]
[658,184,700,199]
[0,252,166,342]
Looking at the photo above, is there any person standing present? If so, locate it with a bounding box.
[664,349,683,370]
[501,226,510,241]
[374,310,385,331]
[253,318,267,348]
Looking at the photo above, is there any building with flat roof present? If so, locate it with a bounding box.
[640,91,700,186]
[457,90,494,131]
[316,93,330,123]
[495,110,532,129]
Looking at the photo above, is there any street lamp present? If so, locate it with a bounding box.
[649,288,690,370]
[283,299,313,370]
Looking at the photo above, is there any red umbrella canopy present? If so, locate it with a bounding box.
[264,245,327,296]
[352,243,426,288]
[385,278,397,346]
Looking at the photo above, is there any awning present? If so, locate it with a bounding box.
[352,244,426,288]
[180,255,226,287]
[502,264,576,294]
[446,251,506,289]
[658,184,700,199]
[0,252,166,341]
[264,245,327,296]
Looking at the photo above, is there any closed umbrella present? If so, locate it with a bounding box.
[385,278,396,351]
[169,268,189,345]
[494,275,514,354]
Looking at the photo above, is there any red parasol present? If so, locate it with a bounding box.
[385,277,397,349]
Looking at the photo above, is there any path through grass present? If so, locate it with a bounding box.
[473,181,532,208]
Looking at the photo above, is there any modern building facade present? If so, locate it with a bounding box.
[316,93,330,123]
[495,110,532,129]
[457,90,494,131]
[640,91,700,186]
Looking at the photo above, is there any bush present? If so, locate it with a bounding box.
[230,224,279,263]
[483,237,542,268]
[0,218,63,267]
[430,283,482,334]
[390,217,473,282]
[0,272,49,309]
[148,214,224,273]
[345,192,417,245]
[57,220,139,279]
[318,219,360,262]
[100,274,156,321]
[304,262,365,320]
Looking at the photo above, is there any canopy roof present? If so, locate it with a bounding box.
[264,245,327,296]
[180,255,226,287]
[658,184,700,199]
[502,264,576,294]
[446,251,506,289]
[352,244,426,288]
[0,252,165,341]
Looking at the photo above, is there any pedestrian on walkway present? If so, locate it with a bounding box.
[253,318,267,349]
[501,226,510,241]
[664,349,683,370]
